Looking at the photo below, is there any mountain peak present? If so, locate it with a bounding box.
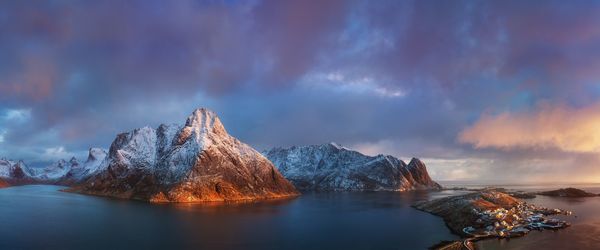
[87,148,107,162]
[408,157,425,168]
[184,108,226,135]
[176,108,227,147]
[186,108,218,126]
[17,160,26,165]
[327,142,350,151]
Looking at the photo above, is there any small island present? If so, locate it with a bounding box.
[538,187,598,198]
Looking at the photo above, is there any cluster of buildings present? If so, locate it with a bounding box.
[463,202,571,239]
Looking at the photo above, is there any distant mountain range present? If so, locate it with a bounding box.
[0,148,106,186]
[1,108,440,202]
[264,143,441,191]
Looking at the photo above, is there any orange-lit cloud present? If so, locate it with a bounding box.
[459,103,600,153]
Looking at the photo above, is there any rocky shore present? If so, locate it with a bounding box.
[0,178,8,188]
[414,190,571,249]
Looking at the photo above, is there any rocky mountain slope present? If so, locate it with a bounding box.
[67,108,299,202]
[263,143,441,191]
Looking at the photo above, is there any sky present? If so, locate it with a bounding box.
[1,0,600,183]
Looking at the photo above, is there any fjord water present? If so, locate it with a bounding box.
[4,185,600,249]
[0,185,458,250]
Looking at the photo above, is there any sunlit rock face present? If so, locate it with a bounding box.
[264,143,441,191]
[68,108,299,202]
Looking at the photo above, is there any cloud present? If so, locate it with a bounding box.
[423,158,488,181]
[459,103,600,153]
[2,108,31,122]
[41,146,86,162]
[0,108,32,146]
[1,1,600,181]
[43,146,69,158]
[303,71,406,98]
[0,52,59,102]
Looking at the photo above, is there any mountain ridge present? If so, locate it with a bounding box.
[264,143,441,191]
[0,148,108,186]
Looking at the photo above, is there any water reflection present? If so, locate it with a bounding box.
[165,196,298,214]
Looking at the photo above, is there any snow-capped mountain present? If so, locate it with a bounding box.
[31,159,72,180]
[60,148,108,185]
[263,143,441,191]
[1,157,71,184]
[0,148,108,186]
[68,108,299,202]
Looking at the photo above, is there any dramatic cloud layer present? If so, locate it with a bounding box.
[459,103,600,153]
[1,0,600,182]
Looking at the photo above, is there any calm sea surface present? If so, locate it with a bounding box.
[1,184,599,249]
[0,185,461,250]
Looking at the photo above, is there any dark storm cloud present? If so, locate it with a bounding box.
[1,0,600,181]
